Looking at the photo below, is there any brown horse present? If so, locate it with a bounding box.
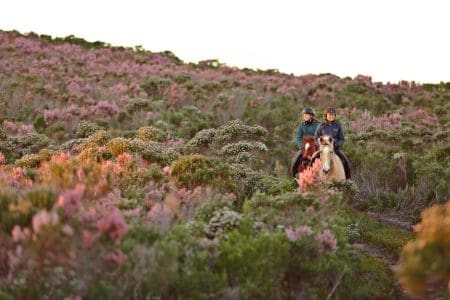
[310,135,346,182]
[291,136,318,177]
[298,136,318,174]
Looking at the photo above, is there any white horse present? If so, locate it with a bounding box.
[311,135,346,182]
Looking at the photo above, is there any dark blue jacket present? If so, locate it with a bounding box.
[296,120,319,150]
[314,121,345,150]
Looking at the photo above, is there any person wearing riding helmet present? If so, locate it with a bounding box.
[314,107,351,179]
[291,107,320,177]
[296,107,320,150]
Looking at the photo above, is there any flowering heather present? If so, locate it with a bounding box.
[146,202,173,227]
[0,29,448,299]
[113,152,134,175]
[56,184,86,218]
[2,120,17,133]
[315,229,338,252]
[17,124,34,135]
[104,250,127,265]
[11,167,33,187]
[404,108,438,127]
[11,226,31,242]
[162,165,172,175]
[90,100,119,118]
[349,110,402,133]
[285,225,314,242]
[97,209,129,243]
[32,210,59,233]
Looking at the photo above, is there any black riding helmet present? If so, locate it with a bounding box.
[324,107,337,115]
[302,107,316,116]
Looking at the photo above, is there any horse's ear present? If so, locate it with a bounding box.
[319,136,323,144]
[329,136,333,143]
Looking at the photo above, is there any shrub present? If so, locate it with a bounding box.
[124,98,152,114]
[76,121,102,138]
[15,153,41,168]
[137,126,165,142]
[136,140,179,166]
[217,230,290,298]
[171,155,233,191]
[106,138,131,156]
[140,76,173,99]
[78,130,111,151]
[396,200,450,296]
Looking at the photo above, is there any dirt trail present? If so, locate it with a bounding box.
[367,211,414,231]
[353,212,445,300]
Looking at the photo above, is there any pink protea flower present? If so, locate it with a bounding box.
[316,229,338,252]
[32,210,59,233]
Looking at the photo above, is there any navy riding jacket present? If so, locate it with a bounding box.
[314,121,345,150]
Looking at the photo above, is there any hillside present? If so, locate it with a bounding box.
[0,29,449,299]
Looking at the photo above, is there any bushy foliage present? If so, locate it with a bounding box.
[76,121,102,138]
[137,126,166,142]
[170,154,234,191]
[0,29,448,299]
[396,200,450,297]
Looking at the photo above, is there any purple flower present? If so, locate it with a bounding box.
[285,225,313,242]
[315,229,338,252]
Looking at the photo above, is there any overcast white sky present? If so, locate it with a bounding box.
[1,0,449,83]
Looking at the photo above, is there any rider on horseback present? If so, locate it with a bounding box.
[314,107,351,179]
[291,107,320,177]
[296,107,319,151]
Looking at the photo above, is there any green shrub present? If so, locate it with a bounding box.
[137,126,165,142]
[76,121,102,138]
[217,230,290,298]
[171,155,233,191]
[33,114,46,133]
[140,76,172,99]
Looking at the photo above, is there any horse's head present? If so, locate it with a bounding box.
[302,136,317,159]
[318,135,334,174]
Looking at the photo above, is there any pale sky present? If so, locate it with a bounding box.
[1,0,449,83]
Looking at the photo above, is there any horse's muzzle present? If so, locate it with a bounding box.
[322,168,330,174]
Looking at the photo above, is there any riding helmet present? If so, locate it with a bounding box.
[302,107,316,116]
[324,107,337,115]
